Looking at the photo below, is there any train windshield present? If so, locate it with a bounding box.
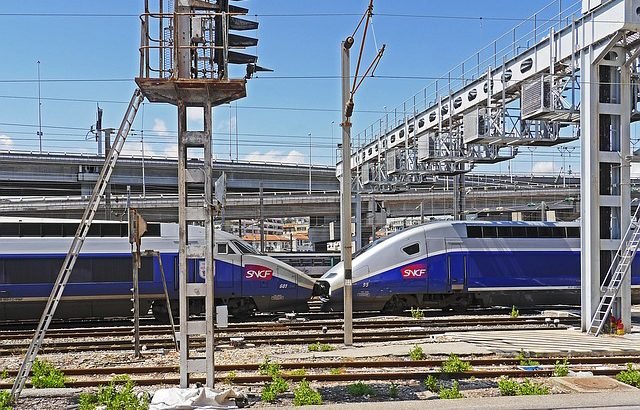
[232,240,263,255]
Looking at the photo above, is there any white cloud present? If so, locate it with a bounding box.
[531,161,557,175]
[152,118,170,136]
[0,134,14,150]
[244,150,305,164]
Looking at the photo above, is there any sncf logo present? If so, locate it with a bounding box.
[401,263,427,279]
[244,264,273,280]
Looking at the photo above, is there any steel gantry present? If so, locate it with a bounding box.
[342,0,640,331]
[136,0,260,387]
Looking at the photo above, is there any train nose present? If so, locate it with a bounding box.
[312,280,330,298]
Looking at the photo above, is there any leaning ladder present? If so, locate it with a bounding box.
[587,204,640,336]
[10,89,144,400]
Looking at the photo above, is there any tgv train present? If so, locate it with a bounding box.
[0,217,315,321]
[312,221,640,312]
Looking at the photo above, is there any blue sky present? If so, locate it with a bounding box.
[0,0,590,177]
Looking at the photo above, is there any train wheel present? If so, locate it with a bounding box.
[382,295,417,314]
[227,298,257,320]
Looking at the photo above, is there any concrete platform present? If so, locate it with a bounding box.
[445,328,640,355]
[282,391,640,409]
[277,339,492,360]
[550,376,637,393]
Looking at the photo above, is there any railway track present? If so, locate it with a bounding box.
[0,306,576,330]
[0,318,576,355]
[0,316,579,341]
[0,355,633,389]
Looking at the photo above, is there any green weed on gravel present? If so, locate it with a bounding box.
[440,354,472,373]
[31,359,66,388]
[78,375,148,410]
[498,377,549,396]
[293,379,322,406]
[347,381,375,397]
[616,364,640,387]
[0,391,12,410]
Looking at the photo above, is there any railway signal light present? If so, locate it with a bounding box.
[213,0,271,79]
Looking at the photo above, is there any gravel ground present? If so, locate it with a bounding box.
[0,314,605,409]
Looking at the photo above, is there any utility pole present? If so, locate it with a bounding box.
[340,36,354,346]
[340,0,385,346]
[309,133,312,194]
[37,61,43,153]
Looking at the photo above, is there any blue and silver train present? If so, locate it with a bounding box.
[312,221,640,312]
[0,217,315,321]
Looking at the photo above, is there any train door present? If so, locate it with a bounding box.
[446,240,466,291]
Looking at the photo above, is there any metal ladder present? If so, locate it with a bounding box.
[10,89,144,401]
[587,204,640,336]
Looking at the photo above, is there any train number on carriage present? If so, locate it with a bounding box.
[244,265,274,280]
[401,263,427,279]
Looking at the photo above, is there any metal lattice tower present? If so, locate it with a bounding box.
[340,0,640,328]
[136,0,258,386]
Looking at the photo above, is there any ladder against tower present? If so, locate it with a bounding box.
[10,89,144,401]
[587,205,640,336]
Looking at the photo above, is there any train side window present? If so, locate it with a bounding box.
[101,224,121,237]
[146,223,161,237]
[41,223,63,237]
[497,227,512,238]
[466,226,482,238]
[20,224,41,237]
[0,223,20,236]
[525,227,538,238]
[217,243,235,254]
[511,226,526,237]
[566,227,580,238]
[551,227,566,238]
[402,243,420,255]
[538,227,552,238]
[482,226,497,238]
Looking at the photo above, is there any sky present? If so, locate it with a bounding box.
[0,0,606,178]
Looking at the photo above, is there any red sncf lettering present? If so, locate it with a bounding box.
[401,264,427,279]
[244,265,273,280]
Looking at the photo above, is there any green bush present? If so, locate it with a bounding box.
[293,379,322,406]
[78,375,148,410]
[440,354,472,373]
[616,364,640,387]
[498,377,549,396]
[258,357,282,377]
[346,382,375,397]
[438,380,463,399]
[410,307,425,319]
[510,305,519,318]
[497,377,520,396]
[409,345,424,361]
[0,370,8,380]
[553,359,570,377]
[424,375,439,393]
[0,391,12,410]
[261,376,288,403]
[329,368,344,375]
[31,359,66,388]
[516,350,540,367]
[308,342,335,352]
